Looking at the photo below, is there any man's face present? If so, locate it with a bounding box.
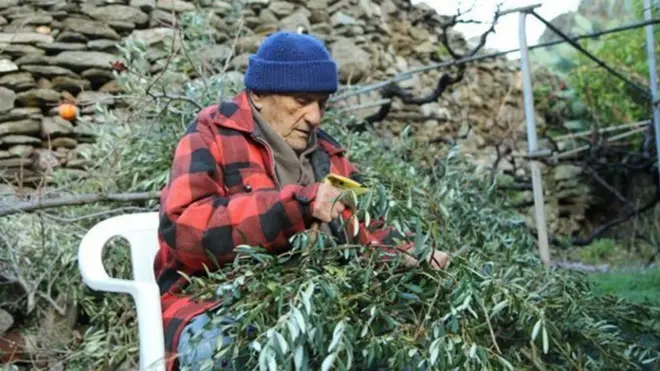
[251,92,329,151]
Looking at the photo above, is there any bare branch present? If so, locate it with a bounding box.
[0,192,161,217]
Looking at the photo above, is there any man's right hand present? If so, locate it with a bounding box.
[311,183,346,223]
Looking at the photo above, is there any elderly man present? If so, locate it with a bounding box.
[154,31,449,370]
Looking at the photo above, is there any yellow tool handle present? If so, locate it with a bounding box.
[310,174,368,230]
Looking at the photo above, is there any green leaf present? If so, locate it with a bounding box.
[328,321,344,353]
[294,345,305,371]
[293,307,307,334]
[490,300,509,317]
[430,338,442,365]
[322,352,337,371]
[301,283,315,315]
[532,319,542,342]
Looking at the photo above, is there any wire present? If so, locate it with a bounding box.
[531,10,652,100]
[330,16,660,103]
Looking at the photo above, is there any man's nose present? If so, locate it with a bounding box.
[304,102,323,126]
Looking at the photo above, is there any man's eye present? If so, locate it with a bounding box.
[296,97,310,105]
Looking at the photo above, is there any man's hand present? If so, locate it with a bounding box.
[311,183,346,223]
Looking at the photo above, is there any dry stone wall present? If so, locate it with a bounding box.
[0,0,594,236]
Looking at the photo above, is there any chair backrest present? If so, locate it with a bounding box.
[78,211,166,371]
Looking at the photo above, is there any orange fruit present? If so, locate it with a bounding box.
[58,103,77,121]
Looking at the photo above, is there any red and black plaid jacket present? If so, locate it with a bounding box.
[154,91,404,370]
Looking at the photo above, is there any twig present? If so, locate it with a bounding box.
[0,230,36,313]
[221,17,244,75]
[570,191,660,246]
[37,292,66,317]
[0,191,161,217]
[584,166,632,207]
[37,206,155,224]
[147,92,204,110]
[481,301,502,354]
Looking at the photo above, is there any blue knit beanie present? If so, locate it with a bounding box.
[244,32,338,94]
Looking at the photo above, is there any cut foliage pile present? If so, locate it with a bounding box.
[1,10,659,371]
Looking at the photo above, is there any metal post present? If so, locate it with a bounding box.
[644,0,660,187]
[519,7,551,266]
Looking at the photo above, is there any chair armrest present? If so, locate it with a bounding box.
[78,213,166,371]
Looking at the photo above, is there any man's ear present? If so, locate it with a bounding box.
[249,91,264,110]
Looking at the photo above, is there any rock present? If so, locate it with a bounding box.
[204,44,232,64]
[0,72,36,91]
[0,119,40,136]
[48,137,77,148]
[554,165,583,182]
[0,86,15,113]
[87,39,118,52]
[38,42,87,52]
[309,8,329,24]
[20,65,80,79]
[129,27,174,46]
[330,11,359,27]
[0,44,45,57]
[77,91,114,107]
[86,5,149,26]
[131,0,156,13]
[268,1,295,17]
[236,35,263,53]
[108,20,137,33]
[16,88,60,108]
[308,0,328,10]
[0,0,18,9]
[56,31,88,43]
[41,116,73,138]
[311,22,332,36]
[14,54,50,66]
[150,9,176,27]
[63,18,120,40]
[0,32,53,44]
[209,14,229,32]
[0,108,41,123]
[51,76,91,94]
[37,78,52,89]
[156,0,194,12]
[279,10,311,33]
[7,144,32,157]
[209,0,232,14]
[81,68,115,86]
[0,309,13,336]
[230,54,250,71]
[330,38,372,83]
[0,59,17,75]
[257,9,278,28]
[0,134,41,146]
[51,51,118,71]
[100,80,122,94]
[357,0,380,18]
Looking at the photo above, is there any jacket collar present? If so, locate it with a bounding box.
[211,90,346,156]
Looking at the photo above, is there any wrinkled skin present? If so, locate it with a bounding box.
[249,91,328,152]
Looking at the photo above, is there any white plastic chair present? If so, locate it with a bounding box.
[78,212,166,371]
